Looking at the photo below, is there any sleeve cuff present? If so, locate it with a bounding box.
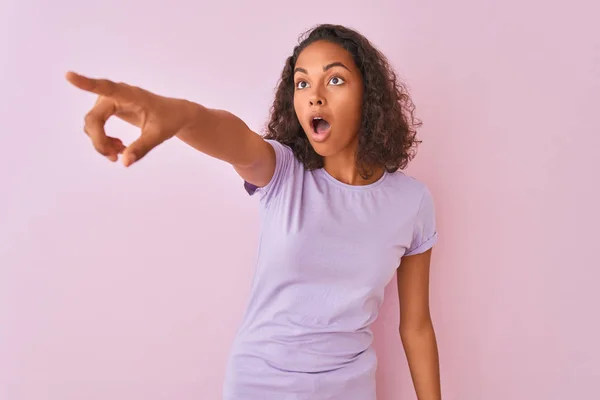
[405,232,438,256]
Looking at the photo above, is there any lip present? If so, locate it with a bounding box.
[308,113,332,143]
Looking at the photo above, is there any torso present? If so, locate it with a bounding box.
[222,140,435,399]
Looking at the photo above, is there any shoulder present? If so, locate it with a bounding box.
[244,138,303,203]
[384,170,433,203]
[264,138,294,156]
[387,172,438,256]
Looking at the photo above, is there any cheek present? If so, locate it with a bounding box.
[335,85,361,107]
[293,95,304,119]
[334,92,362,127]
[348,92,364,128]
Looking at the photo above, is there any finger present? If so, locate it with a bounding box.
[66,71,130,101]
[122,129,166,167]
[84,97,119,159]
[106,137,126,162]
[111,137,126,153]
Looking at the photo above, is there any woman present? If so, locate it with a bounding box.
[67,23,441,400]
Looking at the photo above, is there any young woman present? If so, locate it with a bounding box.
[67,23,441,400]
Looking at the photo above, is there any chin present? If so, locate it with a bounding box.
[308,140,339,158]
[309,134,358,158]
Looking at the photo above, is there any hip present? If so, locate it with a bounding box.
[223,345,377,400]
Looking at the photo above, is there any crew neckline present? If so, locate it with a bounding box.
[315,167,388,191]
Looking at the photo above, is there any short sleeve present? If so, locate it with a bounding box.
[405,185,439,256]
[243,139,295,205]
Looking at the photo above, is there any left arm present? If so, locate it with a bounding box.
[397,248,441,400]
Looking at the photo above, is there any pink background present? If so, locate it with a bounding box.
[2,1,599,399]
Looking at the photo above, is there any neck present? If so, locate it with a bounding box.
[323,148,384,186]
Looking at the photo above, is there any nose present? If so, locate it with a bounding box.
[309,90,326,107]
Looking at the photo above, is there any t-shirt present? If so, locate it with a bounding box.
[222,139,438,399]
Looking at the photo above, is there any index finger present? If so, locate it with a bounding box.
[65,71,127,100]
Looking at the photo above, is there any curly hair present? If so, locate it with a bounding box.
[263,23,422,179]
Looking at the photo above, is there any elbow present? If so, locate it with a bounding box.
[399,316,435,339]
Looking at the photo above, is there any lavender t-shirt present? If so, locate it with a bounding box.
[223,139,438,399]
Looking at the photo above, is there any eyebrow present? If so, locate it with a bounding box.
[294,62,351,76]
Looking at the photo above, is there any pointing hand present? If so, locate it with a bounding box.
[66,71,197,167]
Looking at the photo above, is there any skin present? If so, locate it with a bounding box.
[292,40,380,186]
[398,250,442,399]
[65,41,441,399]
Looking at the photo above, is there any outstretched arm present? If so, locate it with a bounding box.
[397,248,442,400]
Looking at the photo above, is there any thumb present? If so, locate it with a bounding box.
[122,131,166,167]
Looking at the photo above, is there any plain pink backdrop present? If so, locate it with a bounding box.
[2,0,599,399]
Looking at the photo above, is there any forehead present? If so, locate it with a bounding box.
[295,40,356,69]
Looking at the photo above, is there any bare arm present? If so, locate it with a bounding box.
[177,105,275,187]
[66,71,275,188]
[397,248,442,400]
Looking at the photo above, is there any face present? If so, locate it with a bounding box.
[293,40,364,158]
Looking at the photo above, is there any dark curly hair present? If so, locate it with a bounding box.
[264,23,422,179]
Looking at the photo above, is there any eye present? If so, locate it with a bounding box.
[296,81,309,90]
[329,76,345,86]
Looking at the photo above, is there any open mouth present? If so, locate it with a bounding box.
[311,117,331,135]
